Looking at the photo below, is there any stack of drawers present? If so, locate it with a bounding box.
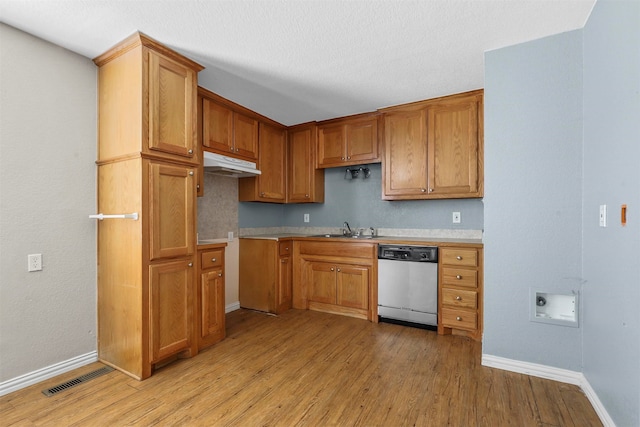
[438,246,483,341]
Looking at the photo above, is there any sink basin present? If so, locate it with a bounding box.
[310,234,374,239]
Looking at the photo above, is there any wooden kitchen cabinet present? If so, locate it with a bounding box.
[317,113,381,168]
[287,123,325,203]
[94,33,202,380]
[238,122,287,202]
[438,246,483,341]
[294,240,377,321]
[197,245,226,350]
[381,90,483,200]
[200,88,259,162]
[239,238,293,314]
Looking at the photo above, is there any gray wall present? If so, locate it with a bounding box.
[240,164,484,230]
[484,30,584,370]
[582,1,640,425]
[0,24,97,382]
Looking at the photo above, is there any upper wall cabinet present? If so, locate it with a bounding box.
[199,87,259,162]
[239,122,287,203]
[94,33,202,164]
[317,113,381,168]
[287,123,324,203]
[381,90,484,200]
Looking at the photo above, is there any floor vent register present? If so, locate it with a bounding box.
[42,366,114,397]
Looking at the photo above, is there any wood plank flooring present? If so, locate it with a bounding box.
[1,309,602,426]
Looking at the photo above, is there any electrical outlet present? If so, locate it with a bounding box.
[228,231,234,241]
[599,205,607,227]
[452,212,461,224]
[304,213,310,223]
[28,254,42,272]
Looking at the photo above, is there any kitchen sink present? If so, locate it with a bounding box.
[310,234,374,239]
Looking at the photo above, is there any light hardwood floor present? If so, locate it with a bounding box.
[1,309,601,426]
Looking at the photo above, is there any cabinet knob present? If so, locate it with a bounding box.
[421,188,427,193]
[188,149,193,155]
[347,156,351,160]
[456,256,462,260]
[455,296,462,301]
[456,316,462,321]
[341,157,345,160]
[281,259,287,264]
[188,262,193,267]
[218,273,222,277]
[284,247,289,251]
[305,194,309,198]
[337,268,341,272]
[330,267,335,271]
[235,148,240,152]
[197,184,200,190]
[212,258,217,262]
[456,275,462,280]
[260,192,265,197]
[189,171,194,176]
[429,188,434,192]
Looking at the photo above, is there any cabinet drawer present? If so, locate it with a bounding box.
[441,308,477,330]
[442,288,477,309]
[441,248,478,267]
[442,267,478,288]
[279,241,292,256]
[201,249,224,270]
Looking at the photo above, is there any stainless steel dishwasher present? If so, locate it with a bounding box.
[377,245,438,329]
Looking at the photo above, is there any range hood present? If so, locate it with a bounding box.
[202,151,261,178]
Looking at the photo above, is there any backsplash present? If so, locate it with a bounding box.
[197,172,238,240]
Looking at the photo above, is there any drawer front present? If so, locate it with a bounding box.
[442,267,478,288]
[441,308,477,330]
[279,241,292,257]
[201,249,224,270]
[442,288,477,309]
[441,248,478,267]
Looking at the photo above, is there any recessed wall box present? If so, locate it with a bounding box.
[530,289,579,327]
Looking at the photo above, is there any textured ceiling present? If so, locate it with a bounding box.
[1,0,595,125]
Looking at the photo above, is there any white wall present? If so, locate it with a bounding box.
[0,24,97,383]
[484,30,584,370]
[582,1,640,425]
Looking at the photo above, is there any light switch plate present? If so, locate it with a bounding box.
[599,205,607,227]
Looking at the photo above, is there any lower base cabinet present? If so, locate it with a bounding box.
[437,246,483,341]
[197,244,226,350]
[294,240,377,321]
[239,238,293,314]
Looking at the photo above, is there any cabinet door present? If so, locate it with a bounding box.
[336,265,369,310]
[233,113,259,161]
[346,118,379,163]
[277,256,293,313]
[202,98,234,154]
[307,262,337,304]
[149,259,194,363]
[257,123,286,201]
[427,96,480,196]
[148,51,196,159]
[149,162,195,260]
[200,268,225,348]
[288,125,320,203]
[383,110,429,198]
[317,125,345,167]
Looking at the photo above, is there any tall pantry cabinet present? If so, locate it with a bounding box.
[93,32,203,380]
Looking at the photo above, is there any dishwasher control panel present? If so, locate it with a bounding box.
[378,245,438,262]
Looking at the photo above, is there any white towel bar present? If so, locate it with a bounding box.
[89,213,139,221]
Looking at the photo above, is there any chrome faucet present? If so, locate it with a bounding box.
[343,221,352,236]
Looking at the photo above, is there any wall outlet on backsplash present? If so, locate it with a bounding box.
[228,231,234,241]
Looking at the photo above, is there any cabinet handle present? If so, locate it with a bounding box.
[330,267,335,271]
[456,296,462,301]
[347,156,351,160]
[188,262,193,267]
[421,188,427,193]
[456,275,462,280]
[260,192,265,197]
[337,268,341,272]
[429,188,434,192]
[218,273,222,277]
[284,247,289,251]
[305,194,309,198]
[197,184,200,190]
[212,258,217,262]
[456,316,462,321]
[456,256,462,260]
[235,148,240,152]
[188,149,193,155]
[281,259,287,264]
[189,171,194,176]
[341,157,345,160]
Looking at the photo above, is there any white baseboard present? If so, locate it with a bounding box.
[482,354,616,427]
[225,301,240,313]
[0,351,97,397]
